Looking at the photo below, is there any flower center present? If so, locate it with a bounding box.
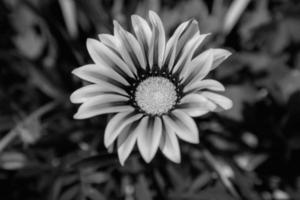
[135,77,177,115]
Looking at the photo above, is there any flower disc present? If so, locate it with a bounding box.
[135,77,177,115]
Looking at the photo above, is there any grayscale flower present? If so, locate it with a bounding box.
[70,11,232,165]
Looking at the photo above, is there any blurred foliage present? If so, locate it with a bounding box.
[1,0,300,200]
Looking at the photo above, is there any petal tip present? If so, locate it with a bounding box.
[73,113,82,119]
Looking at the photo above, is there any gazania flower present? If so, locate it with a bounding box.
[71,11,232,165]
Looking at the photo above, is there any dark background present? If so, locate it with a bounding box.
[1,0,300,199]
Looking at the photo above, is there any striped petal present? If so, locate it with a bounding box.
[160,119,181,163]
[131,15,152,62]
[210,49,232,70]
[201,92,233,110]
[182,49,213,86]
[98,34,119,51]
[184,79,225,94]
[173,33,209,75]
[104,112,143,148]
[164,20,189,70]
[86,38,135,78]
[74,94,132,119]
[137,116,162,163]
[114,21,146,70]
[117,121,140,165]
[148,11,165,68]
[70,84,128,104]
[168,19,199,72]
[72,64,128,88]
[178,93,217,117]
[163,110,199,143]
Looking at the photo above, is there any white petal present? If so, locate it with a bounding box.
[210,49,232,70]
[164,20,189,69]
[74,94,131,119]
[113,21,146,70]
[148,11,166,68]
[183,49,213,86]
[113,21,146,69]
[201,92,233,110]
[113,22,134,69]
[70,84,128,104]
[98,34,119,51]
[178,93,217,117]
[173,33,209,74]
[72,64,128,87]
[131,15,152,60]
[86,38,135,78]
[160,120,181,163]
[117,122,140,165]
[104,112,143,148]
[137,116,162,163]
[163,110,199,143]
[183,79,225,94]
[175,20,199,59]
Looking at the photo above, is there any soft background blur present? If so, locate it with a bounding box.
[1,0,300,199]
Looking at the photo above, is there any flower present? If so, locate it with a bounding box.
[70,11,232,165]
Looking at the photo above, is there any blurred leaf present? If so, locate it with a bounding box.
[81,171,110,184]
[14,28,46,59]
[27,64,66,100]
[202,150,240,199]
[277,70,300,102]
[234,153,268,171]
[223,0,251,34]
[3,102,58,150]
[161,0,209,34]
[207,134,239,151]
[76,0,111,33]
[10,3,48,59]
[52,174,79,200]
[135,174,152,200]
[0,151,27,170]
[222,84,258,120]
[0,117,15,132]
[241,132,258,148]
[166,164,188,191]
[70,153,119,170]
[58,0,78,38]
[169,182,235,200]
[84,185,106,200]
[188,172,211,193]
[60,185,80,200]
[239,0,271,42]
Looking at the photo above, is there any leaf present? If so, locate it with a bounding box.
[83,186,106,200]
[277,70,300,102]
[166,164,188,191]
[58,0,78,38]
[135,174,152,200]
[0,151,27,170]
[60,185,80,200]
[70,153,119,170]
[202,150,240,199]
[223,0,251,34]
[11,4,46,59]
[239,0,271,41]
[82,172,110,184]
[0,102,58,152]
[222,84,258,121]
[51,174,79,200]
[234,153,268,171]
[188,172,211,193]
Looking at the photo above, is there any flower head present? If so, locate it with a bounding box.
[71,11,232,165]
